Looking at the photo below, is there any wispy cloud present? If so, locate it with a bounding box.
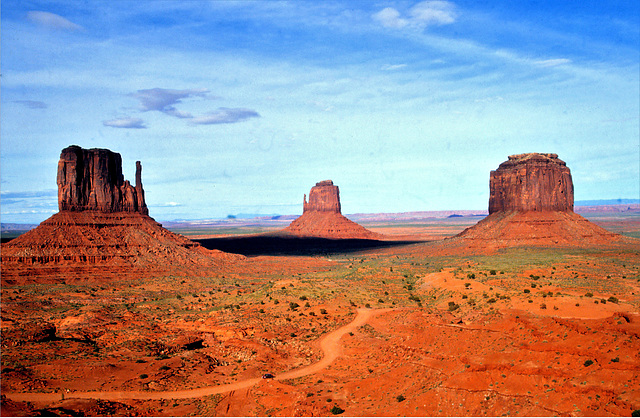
[373,1,457,30]
[381,64,408,71]
[534,58,572,68]
[130,88,209,118]
[191,108,260,125]
[14,100,47,109]
[27,11,83,31]
[103,117,147,129]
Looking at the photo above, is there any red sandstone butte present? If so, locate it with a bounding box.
[1,146,238,282]
[57,145,148,214]
[489,153,573,213]
[286,180,380,239]
[303,180,341,213]
[454,153,622,248]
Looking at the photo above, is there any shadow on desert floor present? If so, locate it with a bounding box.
[195,235,427,256]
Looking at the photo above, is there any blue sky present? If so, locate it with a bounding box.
[1,1,638,223]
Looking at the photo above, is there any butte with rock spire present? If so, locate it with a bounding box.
[284,180,380,239]
[1,145,238,283]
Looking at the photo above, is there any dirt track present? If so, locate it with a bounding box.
[4,308,390,404]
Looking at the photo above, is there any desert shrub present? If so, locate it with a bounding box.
[408,295,421,303]
[487,298,497,303]
[462,294,468,299]
[467,273,475,279]
[300,295,308,301]
[632,410,640,417]
[320,309,327,315]
[584,359,594,367]
[331,405,345,415]
[523,289,531,294]
[406,285,413,291]
[396,395,405,402]
[464,282,471,288]
[139,374,148,379]
[259,308,265,313]
[135,359,146,363]
[607,296,618,304]
[490,270,497,275]
[585,292,593,297]
[530,274,540,280]
[531,283,537,288]
[448,303,460,311]
[290,333,297,337]
[160,365,170,371]
[600,299,607,304]
[365,303,371,308]
[611,357,619,363]
[378,299,384,303]
[540,303,547,309]
[273,299,279,304]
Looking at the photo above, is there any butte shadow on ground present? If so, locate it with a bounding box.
[195,232,425,257]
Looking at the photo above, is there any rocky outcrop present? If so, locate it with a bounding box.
[489,153,573,214]
[2,146,241,282]
[286,180,380,239]
[57,145,148,214]
[451,153,626,250]
[303,180,341,213]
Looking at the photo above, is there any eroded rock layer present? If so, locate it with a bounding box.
[286,180,379,239]
[2,145,240,281]
[57,145,148,214]
[303,180,341,213]
[449,153,627,250]
[1,211,240,282]
[489,153,573,214]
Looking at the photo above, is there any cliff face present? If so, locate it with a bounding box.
[57,145,148,214]
[488,153,573,214]
[303,180,341,214]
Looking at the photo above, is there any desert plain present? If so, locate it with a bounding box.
[2,206,640,417]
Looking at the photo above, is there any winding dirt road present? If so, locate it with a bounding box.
[5,308,390,404]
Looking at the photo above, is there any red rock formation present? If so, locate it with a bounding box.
[57,145,148,214]
[286,180,380,239]
[303,180,341,213]
[451,153,626,249]
[2,146,240,282]
[489,153,573,214]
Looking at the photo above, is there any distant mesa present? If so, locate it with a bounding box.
[1,145,238,283]
[454,153,624,248]
[285,180,380,239]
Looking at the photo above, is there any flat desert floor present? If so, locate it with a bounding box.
[2,211,640,416]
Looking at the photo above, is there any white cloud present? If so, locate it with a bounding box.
[27,11,83,31]
[191,108,260,125]
[410,1,457,26]
[373,1,457,30]
[103,117,147,129]
[372,7,408,29]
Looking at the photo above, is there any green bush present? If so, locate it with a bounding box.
[584,359,594,367]
[607,296,619,304]
[330,405,345,415]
